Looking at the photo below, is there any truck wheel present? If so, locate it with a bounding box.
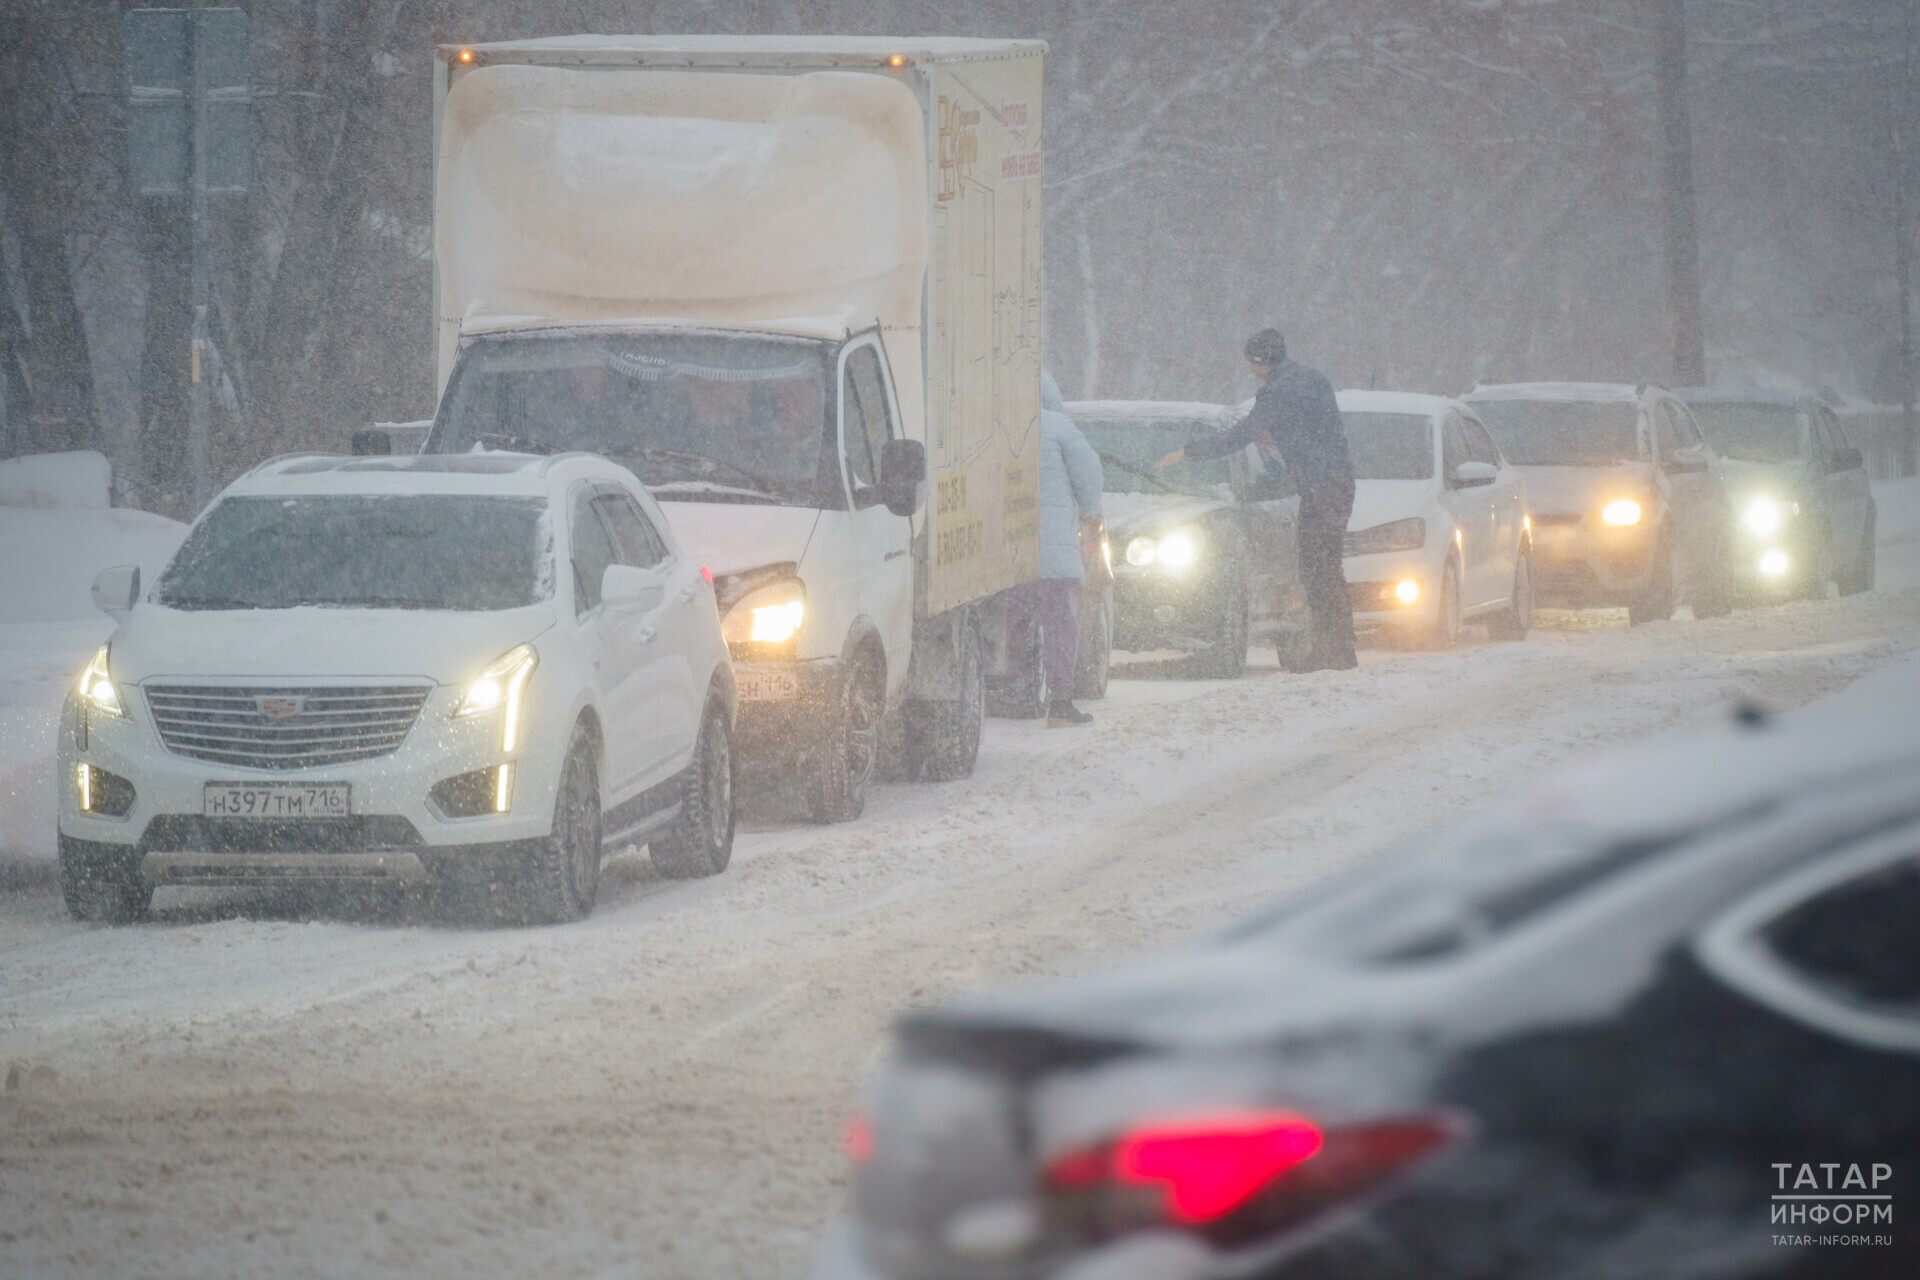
[807,651,880,823]
[1276,628,1318,673]
[1074,593,1112,700]
[525,726,602,923]
[916,622,984,782]
[1628,542,1675,626]
[650,700,735,878]
[59,835,151,923]
[1487,546,1534,640]
[1195,572,1249,677]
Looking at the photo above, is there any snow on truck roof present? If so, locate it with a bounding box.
[442,36,1047,66]
[1464,381,1645,403]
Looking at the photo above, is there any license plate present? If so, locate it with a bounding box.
[737,671,799,702]
[204,782,350,818]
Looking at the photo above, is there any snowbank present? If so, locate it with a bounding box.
[0,450,111,510]
[0,495,187,857]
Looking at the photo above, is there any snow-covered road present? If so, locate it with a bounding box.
[3,481,1917,1280]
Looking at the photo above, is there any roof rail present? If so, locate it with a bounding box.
[537,450,607,477]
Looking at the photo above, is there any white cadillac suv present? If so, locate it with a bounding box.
[58,451,736,925]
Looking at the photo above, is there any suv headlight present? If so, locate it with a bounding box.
[1740,495,1799,538]
[452,643,538,752]
[1600,499,1643,527]
[77,645,125,717]
[1343,517,1426,556]
[723,581,806,647]
[1125,529,1200,570]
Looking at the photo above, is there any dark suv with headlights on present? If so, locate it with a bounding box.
[1676,388,1876,599]
[1464,383,1733,624]
[811,657,1920,1280]
[1067,400,1316,676]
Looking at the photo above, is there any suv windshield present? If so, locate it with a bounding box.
[1686,403,1805,465]
[1472,400,1640,467]
[430,333,836,506]
[156,495,550,611]
[1342,412,1434,480]
[1078,418,1234,496]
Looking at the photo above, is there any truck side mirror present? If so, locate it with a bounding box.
[1451,461,1498,488]
[880,439,926,517]
[351,428,393,456]
[91,564,141,623]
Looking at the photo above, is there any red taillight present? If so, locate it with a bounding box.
[1116,1113,1323,1222]
[845,1113,875,1165]
[700,564,714,585]
[1042,1110,1458,1241]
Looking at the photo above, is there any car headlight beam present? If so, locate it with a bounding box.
[722,580,807,647]
[452,643,539,752]
[1156,530,1199,570]
[77,645,125,717]
[1600,499,1642,527]
[1740,496,1798,539]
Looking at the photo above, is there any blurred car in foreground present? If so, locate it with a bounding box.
[1464,382,1733,624]
[814,658,1920,1280]
[1068,400,1315,676]
[1676,388,1876,599]
[1338,390,1533,647]
[59,452,738,925]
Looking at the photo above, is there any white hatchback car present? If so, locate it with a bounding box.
[58,452,736,925]
[1338,390,1534,646]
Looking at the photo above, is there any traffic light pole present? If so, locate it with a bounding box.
[188,11,211,512]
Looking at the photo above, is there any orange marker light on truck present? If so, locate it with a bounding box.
[458,49,474,63]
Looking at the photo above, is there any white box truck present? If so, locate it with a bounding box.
[420,36,1046,821]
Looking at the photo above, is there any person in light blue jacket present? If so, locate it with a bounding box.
[1018,371,1104,726]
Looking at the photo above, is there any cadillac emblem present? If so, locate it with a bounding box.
[257,695,306,720]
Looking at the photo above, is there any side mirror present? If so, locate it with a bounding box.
[880,438,926,518]
[600,563,662,610]
[1831,445,1864,472]
[91,564,141,623]
[351,428,393,456]
[1452,461,1498,488]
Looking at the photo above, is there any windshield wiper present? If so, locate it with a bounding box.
[159,595,261,610]
[641,448,780,494]
[1096,451,1179,494]
[648,480,780,504]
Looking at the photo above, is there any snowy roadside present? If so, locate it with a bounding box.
[0,480,1914,1280]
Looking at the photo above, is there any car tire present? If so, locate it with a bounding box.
[1073,592,1112,701]
[1195,569,1249,678]
[525,725,602,924]
[915,622,984,783]
[1837,509,1875,595]
[1628,541,1675,626]
[1423,558,1462,649]
[1487,545,1534,641]
[807,650,881,822]
[986,616,1047,719]
[58,834,151,924]
[649,700,735,878]
[1276,628,1318,672]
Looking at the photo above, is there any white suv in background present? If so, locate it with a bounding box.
[59,451,736,925]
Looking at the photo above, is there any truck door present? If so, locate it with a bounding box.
[838,339,914,692]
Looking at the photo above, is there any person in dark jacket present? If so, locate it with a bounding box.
[1157,328,1357,671]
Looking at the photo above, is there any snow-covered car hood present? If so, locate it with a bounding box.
[656,502,821,577]
[1512,462,1651,518]
[109,602,558,685]
[1102,491,1232,539]
[1348,479,1438,532]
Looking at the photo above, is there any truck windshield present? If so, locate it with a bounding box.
[1078,418,1233,496]
[1686,403,1806,465]
[1471,400,1641,467]
[156,495,550,611]
[1342,412,1435,480]
[430,334,837,507]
